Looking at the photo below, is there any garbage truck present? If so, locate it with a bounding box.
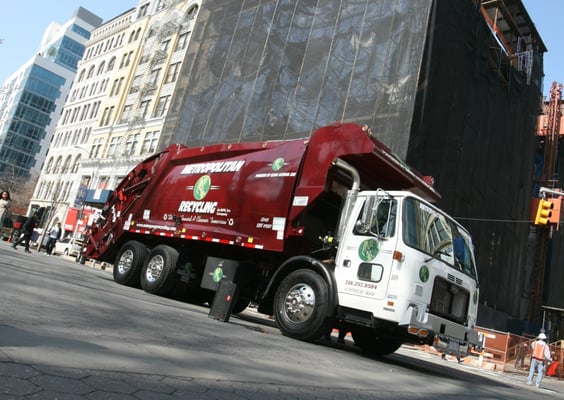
[83,121,480,356]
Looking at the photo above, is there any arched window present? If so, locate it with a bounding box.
[72,155,82,173]
[87,65,95,79]
[78,69,86,82]
[107,57,116,72]
[45,157,54,174]
[53,156,63,174]
[97,61,106,75]
[186,5,199,21]
[62,155,72,173]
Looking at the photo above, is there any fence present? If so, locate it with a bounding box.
[476,327,563,378]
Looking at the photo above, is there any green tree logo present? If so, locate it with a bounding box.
[193,175,211,200]
[419,265,430,282]
[212,267,224,283]
[358,239,379,261]
[272,157,285,171]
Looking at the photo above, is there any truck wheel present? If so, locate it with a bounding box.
[114,240,148,287]
[274,269,332,341]
[351,327,402,356]
[231,296,251,314]
[141,245,178,296]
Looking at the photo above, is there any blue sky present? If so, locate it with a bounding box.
[0,1,135,83]
[522,0,562,97]
[0,1,560,97]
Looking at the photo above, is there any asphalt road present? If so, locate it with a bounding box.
[0,240,562,399]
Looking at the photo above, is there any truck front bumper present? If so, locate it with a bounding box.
[400,305,479,354]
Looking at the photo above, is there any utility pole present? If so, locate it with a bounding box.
[528,82,562,323]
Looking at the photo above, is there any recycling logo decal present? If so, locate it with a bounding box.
[193,175,211,200]
[212,267,224,283]
[272,157,285,171]
[419,265,430,283]
[358,239,379,261]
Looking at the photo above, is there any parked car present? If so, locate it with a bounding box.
[53,237,83,257]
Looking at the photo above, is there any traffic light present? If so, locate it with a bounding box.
[534,199,553,225]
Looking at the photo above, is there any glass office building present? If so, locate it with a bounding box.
[0,7,101,180]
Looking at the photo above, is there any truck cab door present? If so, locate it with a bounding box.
[334,196,400,309]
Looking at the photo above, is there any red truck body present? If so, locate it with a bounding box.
[86,122,438,262]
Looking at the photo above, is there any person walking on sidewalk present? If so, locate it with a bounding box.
[527,332,552,388]
[11,213,38,253]
[45,222,62,255]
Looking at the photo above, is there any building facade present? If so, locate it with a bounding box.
[30,0,200,236]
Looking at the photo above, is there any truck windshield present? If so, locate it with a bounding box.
[402,197,476,279]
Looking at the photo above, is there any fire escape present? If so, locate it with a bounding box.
[528,82,563,322]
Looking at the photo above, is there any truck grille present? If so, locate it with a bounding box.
[429,277,469,325]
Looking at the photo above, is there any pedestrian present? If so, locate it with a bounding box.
[0,190,11,227]
[527,332,552,388]
[45,221,62,256]
[515,341,528,369]
[11,213,38,253]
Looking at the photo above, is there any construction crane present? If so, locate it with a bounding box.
[528,81,563,323]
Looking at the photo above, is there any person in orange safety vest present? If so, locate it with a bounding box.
[527,332,552,388]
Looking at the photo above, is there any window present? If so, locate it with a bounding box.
[161,39,170,52]
[71,156,81,173]
[121,104,133,123]
[186,5,199,22]
[129,74,143,94]
[150,68,161,84]
[175,32,189,52]
[155,95,170,117]
[142,131,159,154]
[354,198,396,238]
[91,138,104,158]
[110,78,124,96]
[138,3,149,18]
[124,134,140,155]
[165,62,181,84]
[107,57,116,71]
[140,100,151,118]
[45,157,54,173]
[107,137,120,157]
[98,176,110,190]
[157,0,167,11]
[125,51,133,67]
[87,66,95,79]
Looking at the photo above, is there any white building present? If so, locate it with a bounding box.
[31,0,200,236]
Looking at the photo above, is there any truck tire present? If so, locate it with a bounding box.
[140,245,178,296]
[114,240,148,287]
[231,296,251,314]
[351,327,402,356]
[273,269,332,341]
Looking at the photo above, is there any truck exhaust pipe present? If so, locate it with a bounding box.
[332,158,360,243]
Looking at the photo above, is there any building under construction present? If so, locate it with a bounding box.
[162,1,552,333]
